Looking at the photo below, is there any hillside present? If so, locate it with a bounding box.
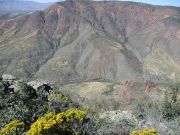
[0,0,180,83]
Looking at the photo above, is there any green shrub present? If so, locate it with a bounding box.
[0,81,5,94]
[97,110,138,135]
[0,81,49,127]
[161,83,180,120]
[48,91,78,113]
[48,91,69,102]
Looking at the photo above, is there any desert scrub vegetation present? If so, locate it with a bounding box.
[131,129,157,135]
[0,120,25,135]
[0,75,179,135]
[0,75,93,135]
[0,76,79,129]
[0,108,88,135]
[48,91,78,112]
[161,83,180,120]
[26,108,87,135]
[0,79,49,127]
[132,82,180,135]
[95,110,138,135]
[48,91,69,102]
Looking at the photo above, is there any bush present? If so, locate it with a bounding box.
[48,91,78,112]
[26,108,87,135]
[79,106,107,135]
[0,81,5,94]
[0,81,5,109]
[131,129,157,135]
[48,91,69,102]
[97,110,138,135]
[161,83,180,120]
[0,81,49,127]
[0,120,25,135]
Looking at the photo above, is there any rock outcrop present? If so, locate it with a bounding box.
[0,74,53,94]
[2,74,16,81]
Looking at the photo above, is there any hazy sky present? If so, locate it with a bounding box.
[28,0,59,2]
[26,0,180,7]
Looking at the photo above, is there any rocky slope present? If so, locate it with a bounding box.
[0,0,180,83]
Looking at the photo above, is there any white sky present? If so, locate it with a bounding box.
[24,0,180,7]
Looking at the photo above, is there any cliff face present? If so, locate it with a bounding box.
[0,0,180,83]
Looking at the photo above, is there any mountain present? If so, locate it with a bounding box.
[0,0,180,83]
[0,0,54,14]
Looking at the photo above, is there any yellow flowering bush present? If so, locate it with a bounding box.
[64,108,87,122]
[48,91,69,102]
[131,129,157,135]
[0,120,24,135]
[26,108,87,135]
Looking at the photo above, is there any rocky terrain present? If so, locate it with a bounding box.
[0,0,180,84]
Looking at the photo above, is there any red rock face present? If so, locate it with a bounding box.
[0,0,180,83]
[94,2,178,36]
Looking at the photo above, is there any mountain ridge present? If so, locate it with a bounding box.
[0,0,180,83]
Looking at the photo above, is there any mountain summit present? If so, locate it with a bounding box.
[0,0,180,83]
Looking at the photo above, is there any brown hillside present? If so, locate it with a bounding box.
[0,0,180,83]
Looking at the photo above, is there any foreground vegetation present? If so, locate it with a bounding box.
[0,75,179,135]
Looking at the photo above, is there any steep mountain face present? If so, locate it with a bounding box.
[0,0,180,83]
[0,0,53,14]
